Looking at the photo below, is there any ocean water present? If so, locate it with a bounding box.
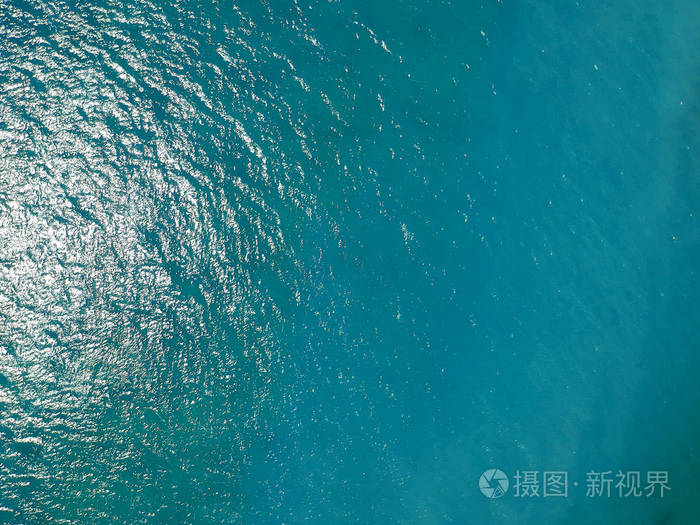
[0,0,698,523]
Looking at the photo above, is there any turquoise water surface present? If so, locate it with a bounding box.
[0,0,698,523]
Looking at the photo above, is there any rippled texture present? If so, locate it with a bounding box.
[1,0,699,523]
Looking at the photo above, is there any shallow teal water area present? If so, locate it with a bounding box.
[0,0,698,523]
